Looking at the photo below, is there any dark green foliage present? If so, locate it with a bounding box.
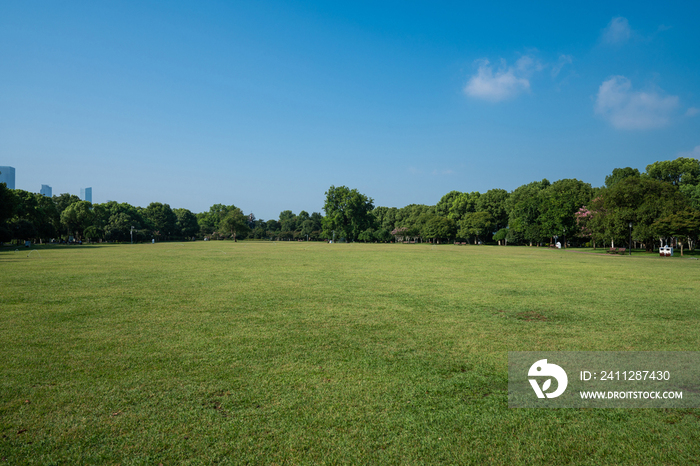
[220,208,250,241]
[279,210,297,232]
[646,157,700,186]
[421,215,457,243]
[357,227,375,242]
[322,185,375,242]
[10,218,37,242]
[174,208,199,238]
[505,179,550,245]
[394,204,434,238]
[476,189,510,231]
[0,182,17,226]
[458,211,495,244]
[374,228,393,242]
[52,193,81,215]
[372,206,399,232]
[605,167,641,188]
[588,177,691,250]
[60,200,94,241]
[680,184,700,210]
[435,190,463,217]
[493,228,508,243]
[652,210,700,247]
[538,179,593,242]
[142,202,178,240]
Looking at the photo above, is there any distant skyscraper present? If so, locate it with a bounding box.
[40,184,52,197]
[80,187,93,203]
[0,166,15,189]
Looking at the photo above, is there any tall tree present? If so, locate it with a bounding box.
[605,167,641,188]
[538,179,593,245]
[60,201,94,241]
[645,157,700,186]
[459,212,495,244]
[680,184,700,210]
[220,208,250,241]
[476,189,510,231]
[653,210,700,254]
[0,182,17,226]
[448,192,480,221]
[506,179,550,245]
[435,191,463,217]
[279,210,297,233]
[322,185,375,242]
[589,177,690,251]
[142,202,177,241]
[394,204,434,238]
[52,193,81,216]
[372,206,398,232]
[421,214,457,243]
[174,208,199,238]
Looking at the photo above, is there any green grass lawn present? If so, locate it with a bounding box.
[1,242,699,465]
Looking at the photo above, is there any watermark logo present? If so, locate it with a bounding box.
[528,359,568,398]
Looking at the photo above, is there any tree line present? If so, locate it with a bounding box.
[0,190,325,244]
[321,157,700,250]
[1,157,699,249]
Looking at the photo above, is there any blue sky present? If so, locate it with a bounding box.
[2,1,699,219]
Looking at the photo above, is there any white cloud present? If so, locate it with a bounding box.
[464,58,532,102]
[685,107,700,117]
[602,17,632,45]
[595,76,679,130]
[551,55,573,77]
[679,145,700,158]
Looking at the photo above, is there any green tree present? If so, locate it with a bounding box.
[394,204,434,239]
[0,182,17,227]
[101,202,144,242]
[34,193,60,241]
[653,210,700,254]
[279,210,297,233]
[448,192,480,221]
[220,208,250,241]
[589,177,690,251]
[680,184,700,210]
[105,212,140,242]
[374,228,393,242]
[435,191,463,217]
[476,189,510,231]
[174,208,199,238]
[493,228,508,245]
[52,193,82,217]
[646,157,700,186]
[60,201,94,241]
[458,212,495,244]
[322,186,375,242]
[372,206,399,232]
[7,190,59,242]
[506,179,550,245]
[142,202,177,241]
[358,227,375,242]
[197,212,217,237]
[605,167,641,188]
[83,226,103,243]
[11,219,38,243]
[538,179,593,245]
[300,219,315,239]
[421,215,457,243]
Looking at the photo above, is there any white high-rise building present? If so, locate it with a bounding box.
[0,166,15,189]
[40,184,52,197]
[80,187,92,203]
